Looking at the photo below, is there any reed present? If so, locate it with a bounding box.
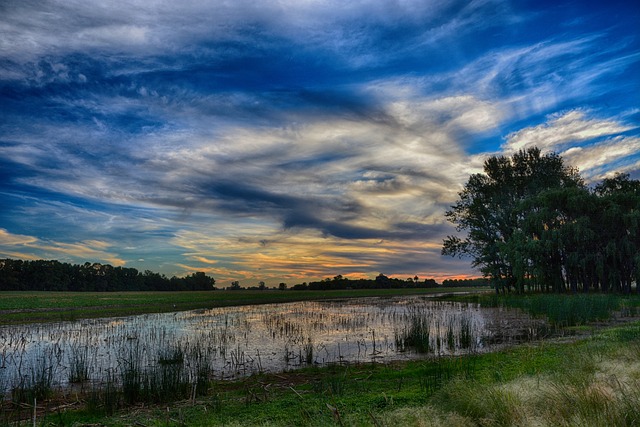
[119,343,143,405]
[68,342,90,384]
[477,293,634,327]
[88,369,119,415]
[188,344,213,397]
[11,350,54,403]
[396,307,432,353]
[458,313,474,350]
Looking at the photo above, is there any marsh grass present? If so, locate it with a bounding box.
[8,319,636,426]
[119,343,142,405]
[459,315,473,350]
[470,293,638,327]
[189,344,214,397]
[396,308,432,353]
[11,350,55,403]
[396,308,477,355]
[68,343,90,384]
[4,294,639,426]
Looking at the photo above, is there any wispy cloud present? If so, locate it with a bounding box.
[501,109,639,180]
[0,228,125,266]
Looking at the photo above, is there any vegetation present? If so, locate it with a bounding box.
[452,292,640,328]
[3,314,638,426]
[441,278,489,288]
[0,258,479,293]
[0,259,215,292]
[443,147,640,294]
[291,274,440,290]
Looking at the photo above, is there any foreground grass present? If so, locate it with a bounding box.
[8,319,639,426]
[0,288,486,325]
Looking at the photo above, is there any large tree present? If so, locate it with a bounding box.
[442,147,583,292]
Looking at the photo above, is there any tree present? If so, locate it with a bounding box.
[278,282,287,291]
[184,272,216,290]
[442,147,583,293]
[594,173,640,293]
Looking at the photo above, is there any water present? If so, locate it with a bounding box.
[0,295,544,393]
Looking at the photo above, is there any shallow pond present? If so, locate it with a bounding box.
[0,295,545,393]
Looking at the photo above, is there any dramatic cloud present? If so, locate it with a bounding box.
[1,0,638,283]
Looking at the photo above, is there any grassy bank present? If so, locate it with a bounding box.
[448,292,640,327]
[0,288,486,325]
[5,318,638,426]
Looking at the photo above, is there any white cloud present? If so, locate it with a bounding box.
[561,136,640,181]
[503,109,635,154]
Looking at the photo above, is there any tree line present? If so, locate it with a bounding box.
[0,259,486,292]
[0,259,215,292]
[289,274,440,290]
[443,147,640,294]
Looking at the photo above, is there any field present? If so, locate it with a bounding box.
[1,290,639,426]
[0,288,483,325]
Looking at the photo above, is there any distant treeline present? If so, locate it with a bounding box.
[0,259,215,292]
[441,278,489,288]
[0,258,489,292]
[290,274,438,290]
[288,274,488,290]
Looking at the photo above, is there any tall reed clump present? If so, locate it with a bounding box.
[117,342,207,405]
[119,343,143,405]
[68,343,90,384]
[396,308,432,353]
[11,350,54,403]
[188,344,213,398]
[458,313,474,350]
[147,345,189,402]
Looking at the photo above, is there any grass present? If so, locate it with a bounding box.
[0,287,486,325]
[447,292,640,327]
[10,319,640,426]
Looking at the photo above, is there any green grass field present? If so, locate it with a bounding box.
[0,287,485,325]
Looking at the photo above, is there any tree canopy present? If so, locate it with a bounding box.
[443,147,640,294]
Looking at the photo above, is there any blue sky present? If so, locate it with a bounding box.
[1,0,639,286]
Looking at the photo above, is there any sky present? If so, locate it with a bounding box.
[1,0,639,286]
